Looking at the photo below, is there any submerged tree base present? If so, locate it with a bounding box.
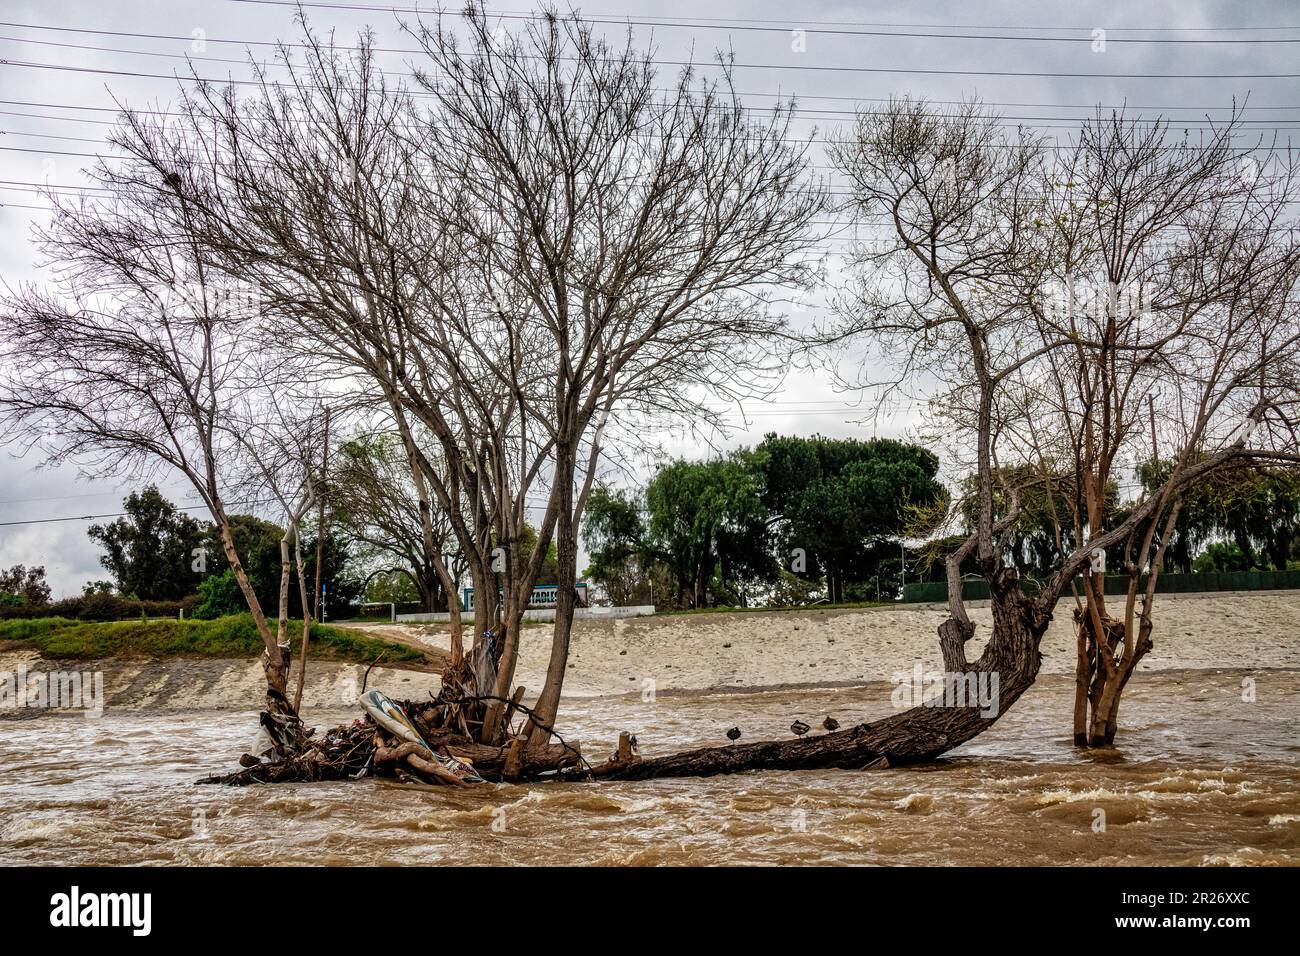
[198,695,583,786]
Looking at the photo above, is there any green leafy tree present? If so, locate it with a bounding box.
[1192,542,1250,573]
[645,453,773,608]
[299,529,363,619]
[1140,461,1300,572]
[0,564,51,606]
[759,435,947,603]
[362,570,423,605]
[87,486,207,600]
[207,514,284,611]
[581,486,663,606]
[193,569,246,619]
[191,514,360,619]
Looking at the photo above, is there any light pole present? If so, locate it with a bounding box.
[900,539,906,596]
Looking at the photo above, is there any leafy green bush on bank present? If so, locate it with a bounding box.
[0,592,198,622]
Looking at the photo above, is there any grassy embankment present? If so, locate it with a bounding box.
[0,614,431,665]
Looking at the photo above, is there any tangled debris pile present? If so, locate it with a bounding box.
[199,656,586,786]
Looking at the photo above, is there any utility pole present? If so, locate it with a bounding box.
[1149,393,1158,467]
[312,405,331,623]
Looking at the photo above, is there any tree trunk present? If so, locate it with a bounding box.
[1072,604,1090,746]
[415,568,435,613]
[525,447,577,752]
[1088,635,1147,745]
[214,506,292,715]
[480,602,523,744]
[480,532,537,744]
[1073,599,1150,747]
[594,581,1050,780]
[277,533,292,646]
[1233,529,1258,570]
[291,532,312,714]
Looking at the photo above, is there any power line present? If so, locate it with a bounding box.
[0,498,275,528]
[0,482,192,506]
[10,100,1300,139]
[6,91,1300,131]
[4,44,1299,82]
[472,13,1300,45]
[8,11,1300,47]
[7,94,1298,116]
[0,134,1287,164]
[219,1,1300,36]
[0,179,113,192]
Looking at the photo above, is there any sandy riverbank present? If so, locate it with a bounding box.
[4,589,1296,711]
[367,588,1300,698]
[0,651,440,713]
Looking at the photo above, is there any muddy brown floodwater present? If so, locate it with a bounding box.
[1,670,1297,866]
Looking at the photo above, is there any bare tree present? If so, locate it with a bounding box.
[96,19,485,667]
[586,99,1300,780]
[89,6,823,765]
[1020,111,1300,744]
[406,6,825,748]
[331,429,464,612]
[0,181,300,717]
[823,100,1300,752]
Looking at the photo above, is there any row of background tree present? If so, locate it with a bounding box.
[587,448,1300,609]
[2,434,944,617]
[0,485,359,619]
[4,444,1298,619]
[945,461,1300,582]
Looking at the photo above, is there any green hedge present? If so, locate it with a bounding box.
[903,569,1300,603]
[0,613,428,664]
[0,593,198,621]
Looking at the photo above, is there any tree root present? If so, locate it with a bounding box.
[198,697,582,787]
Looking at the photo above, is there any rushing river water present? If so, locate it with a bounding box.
[1,670,1297,866]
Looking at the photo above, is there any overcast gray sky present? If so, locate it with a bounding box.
[2,0,1297,596]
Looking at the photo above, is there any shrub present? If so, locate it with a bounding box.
[194,569,245,619]
[0,593,198,622]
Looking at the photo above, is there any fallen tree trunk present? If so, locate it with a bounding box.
[588,700,993,780]
[586,583,1052,781]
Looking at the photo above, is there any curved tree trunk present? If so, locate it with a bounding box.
[593,581,1052,780]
